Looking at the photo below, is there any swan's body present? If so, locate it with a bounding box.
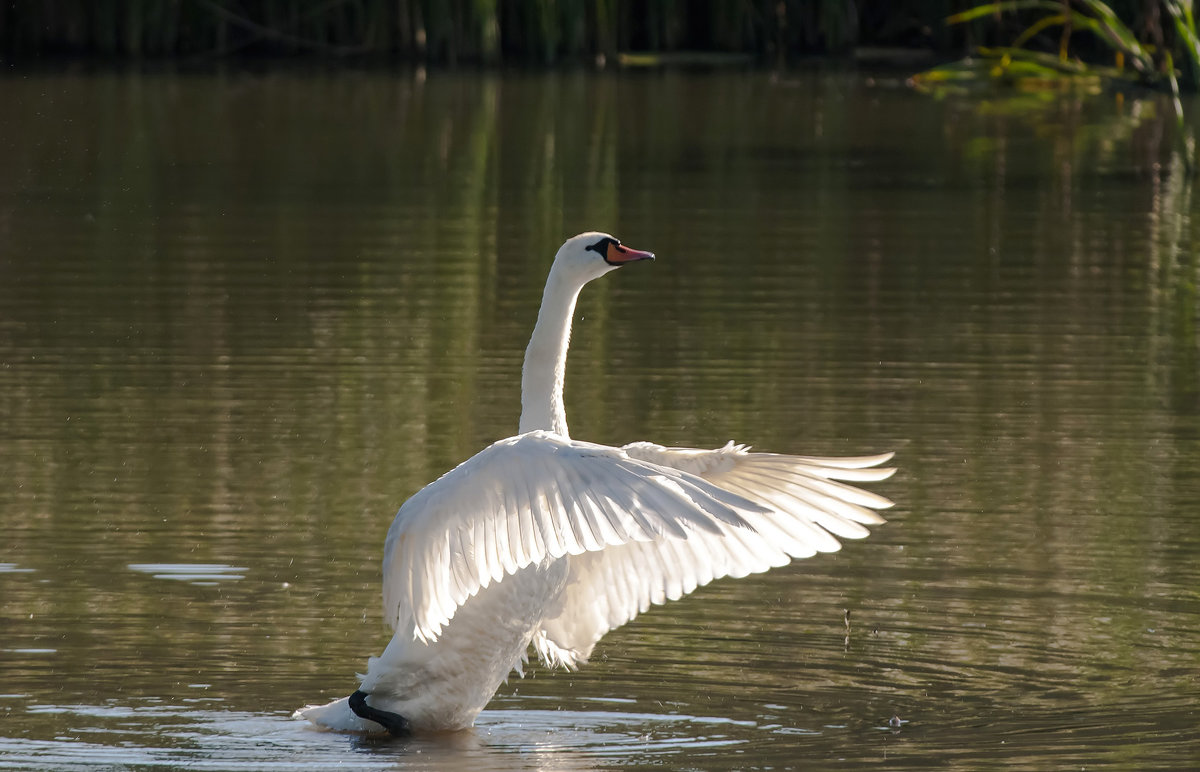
[296,233,895,734]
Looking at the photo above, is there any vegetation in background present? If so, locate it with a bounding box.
[912,1,1200,91]
[4,3,1197,171]
[911,1,1199,171]
[0,1,980,64]
[2,0,1197,79]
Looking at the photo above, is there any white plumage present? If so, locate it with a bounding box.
[296,232,894,734]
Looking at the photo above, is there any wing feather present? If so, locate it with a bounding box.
[381,431,771,641]
[534,440,894,666]
[727,469,872,542]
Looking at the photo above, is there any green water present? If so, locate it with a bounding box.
[1,68,1197,769]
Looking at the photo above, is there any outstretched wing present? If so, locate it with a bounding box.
[533,442,895,668]
[381,431,772,642]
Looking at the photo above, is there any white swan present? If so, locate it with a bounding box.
[296,232,895,735]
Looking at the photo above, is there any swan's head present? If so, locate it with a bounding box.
[551,232,655,284]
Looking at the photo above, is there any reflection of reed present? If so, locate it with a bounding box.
[0,72,1197,753]
[0,70,632,699]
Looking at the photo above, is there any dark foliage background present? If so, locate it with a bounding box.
[0,1,1176,64]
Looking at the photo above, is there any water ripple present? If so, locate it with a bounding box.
[127,563,249,586]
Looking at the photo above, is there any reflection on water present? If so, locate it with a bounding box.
[0,700,770,771]
[1,68,1198,768]
[127,563,249,586]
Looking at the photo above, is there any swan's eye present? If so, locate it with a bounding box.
[585,237,614,256]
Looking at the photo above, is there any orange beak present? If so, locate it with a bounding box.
[605,241,655,265]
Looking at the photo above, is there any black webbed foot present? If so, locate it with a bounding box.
[348,689,412,737]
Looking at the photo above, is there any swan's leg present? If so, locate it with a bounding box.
[348,690,412,737]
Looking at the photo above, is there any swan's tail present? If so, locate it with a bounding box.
[293,695,386,734]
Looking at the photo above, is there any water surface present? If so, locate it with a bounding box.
[1,68,1198,769]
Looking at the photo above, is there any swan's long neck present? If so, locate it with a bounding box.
[519,268,583,437]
